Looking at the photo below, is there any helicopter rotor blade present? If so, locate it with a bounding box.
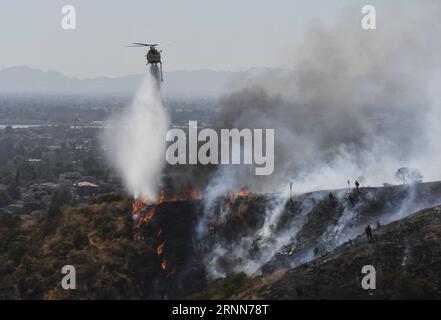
[133,42,158,46]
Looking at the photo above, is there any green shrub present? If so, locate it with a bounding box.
[92,193,124,204]
[188,272,247,300]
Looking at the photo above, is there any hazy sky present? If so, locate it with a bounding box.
[1,0,394,78]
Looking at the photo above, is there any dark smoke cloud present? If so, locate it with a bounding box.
[211,2,441,194]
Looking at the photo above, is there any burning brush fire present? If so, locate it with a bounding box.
[223,187,250,211]
[130,188,204,275]
[131,188,203,230]
[129,187,250,276]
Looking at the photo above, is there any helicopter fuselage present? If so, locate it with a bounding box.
[147,49,161,64]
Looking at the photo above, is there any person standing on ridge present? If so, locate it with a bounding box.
[355,180,360,192]
[365,225,373,242]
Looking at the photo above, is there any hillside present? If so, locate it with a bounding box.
[0,200,163,299]
[212,205,441,299]
[1,182,441,299]
[192,182,441,279]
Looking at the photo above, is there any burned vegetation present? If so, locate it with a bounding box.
[1,182,441,299]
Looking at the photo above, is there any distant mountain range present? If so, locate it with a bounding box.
[0,66,242,98]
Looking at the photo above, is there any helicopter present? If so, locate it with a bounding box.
[127,43,164,81]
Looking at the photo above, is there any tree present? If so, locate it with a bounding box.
[51,187,72,207]
[395,167,423,185]
[0,137,14,164]
[82,157,100,176]
[0,189,12,207]
[6,183,21,201]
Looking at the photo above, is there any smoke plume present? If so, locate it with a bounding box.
[101,69,169,200]
[198,2,441,278]
[209,2,441,194]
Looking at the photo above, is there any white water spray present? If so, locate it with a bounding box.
[101,70,169,200]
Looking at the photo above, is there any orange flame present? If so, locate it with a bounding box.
[132,197,148,216]
[157,190,167,204]
[157,242,165,256]
[222,188,250,211]
[135,207,156,230]
[238,187,250,197]
[130,188,204,276]
[161,259,168,271]
[131,190,170,230]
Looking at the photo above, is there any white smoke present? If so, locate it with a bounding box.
[208,2,441,195]
[101,70,169,200]
[197,2,441,278]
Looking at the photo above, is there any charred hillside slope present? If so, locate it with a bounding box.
[198,182,441,278]
[219,205,441,300]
